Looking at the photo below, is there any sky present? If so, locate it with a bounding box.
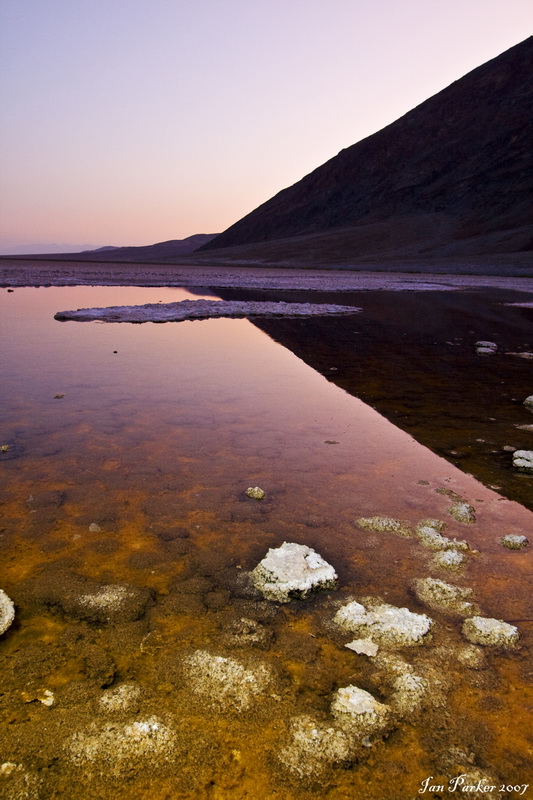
[0,0,531,253]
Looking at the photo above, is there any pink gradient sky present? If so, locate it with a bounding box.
[0,0,531,253]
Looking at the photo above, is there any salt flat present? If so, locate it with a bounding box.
[1,258,533,293]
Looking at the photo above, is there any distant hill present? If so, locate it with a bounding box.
[9,234,219,262]
[87,246,120,253]
[200,37,533,265]
[75,234,220,260]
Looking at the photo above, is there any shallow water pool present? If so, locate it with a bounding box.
[0,287,531,800]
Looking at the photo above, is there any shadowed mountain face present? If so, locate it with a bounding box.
[202,38,532,263]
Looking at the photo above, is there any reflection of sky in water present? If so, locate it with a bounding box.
[0,287,531,799]
[1,286,531,605]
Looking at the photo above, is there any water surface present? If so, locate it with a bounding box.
[0,287,531,800]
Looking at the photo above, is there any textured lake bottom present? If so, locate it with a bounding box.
[0,287,531,800]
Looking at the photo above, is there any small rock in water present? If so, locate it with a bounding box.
[38,689,55,707]
[1,762,20,775]
[512,449,533,473]
[21,688,55,706]
[500,534,529,550]
[475,341,498,355]
[88,523,102,532]
[345,639,379,657]
[246,486,266,500]
[523,395,533,411]
[462,616,519,648]
[0,589,15,635]
[251,542,337,603]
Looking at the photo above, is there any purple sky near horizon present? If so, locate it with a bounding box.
[0,0,531,253]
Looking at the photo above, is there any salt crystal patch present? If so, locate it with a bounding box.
[345,639,379,657]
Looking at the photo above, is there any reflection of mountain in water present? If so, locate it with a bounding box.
[216,286,533,511]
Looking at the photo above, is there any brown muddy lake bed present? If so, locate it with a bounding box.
[0,279,532,800]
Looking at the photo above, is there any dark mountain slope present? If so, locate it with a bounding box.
[201,37,532,260]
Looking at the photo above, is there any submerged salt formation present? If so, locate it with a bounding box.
[448,501,476,524]
[98,683,143,714]
[0,590,15,635]
[500,534,529,550]
[334,599,433,647]
[183,650,273,711]
[67,717,177,776]
[462,617,519,648]
[456,644,488,670]
[388,672,430,716]
[246,486,266,500]
[54,299,359,323]
[432,550,467,570]
[413,577,477,617]
[331,686,390,734]
[415,520,469,552]
[251,542,337,603]
[71,584,151,624]
[356,516,414,537]
[278,715,354,778]
[371,652,448,717]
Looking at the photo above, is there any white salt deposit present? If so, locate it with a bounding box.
[331,686,390,734]
[251,542,337,603]
[54,299,359,323]
[462,616,519,648]
[0,589,15,635]
[184,650,272,710]
[334,600,433,647]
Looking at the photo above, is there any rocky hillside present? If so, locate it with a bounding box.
[201,37,532,262]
